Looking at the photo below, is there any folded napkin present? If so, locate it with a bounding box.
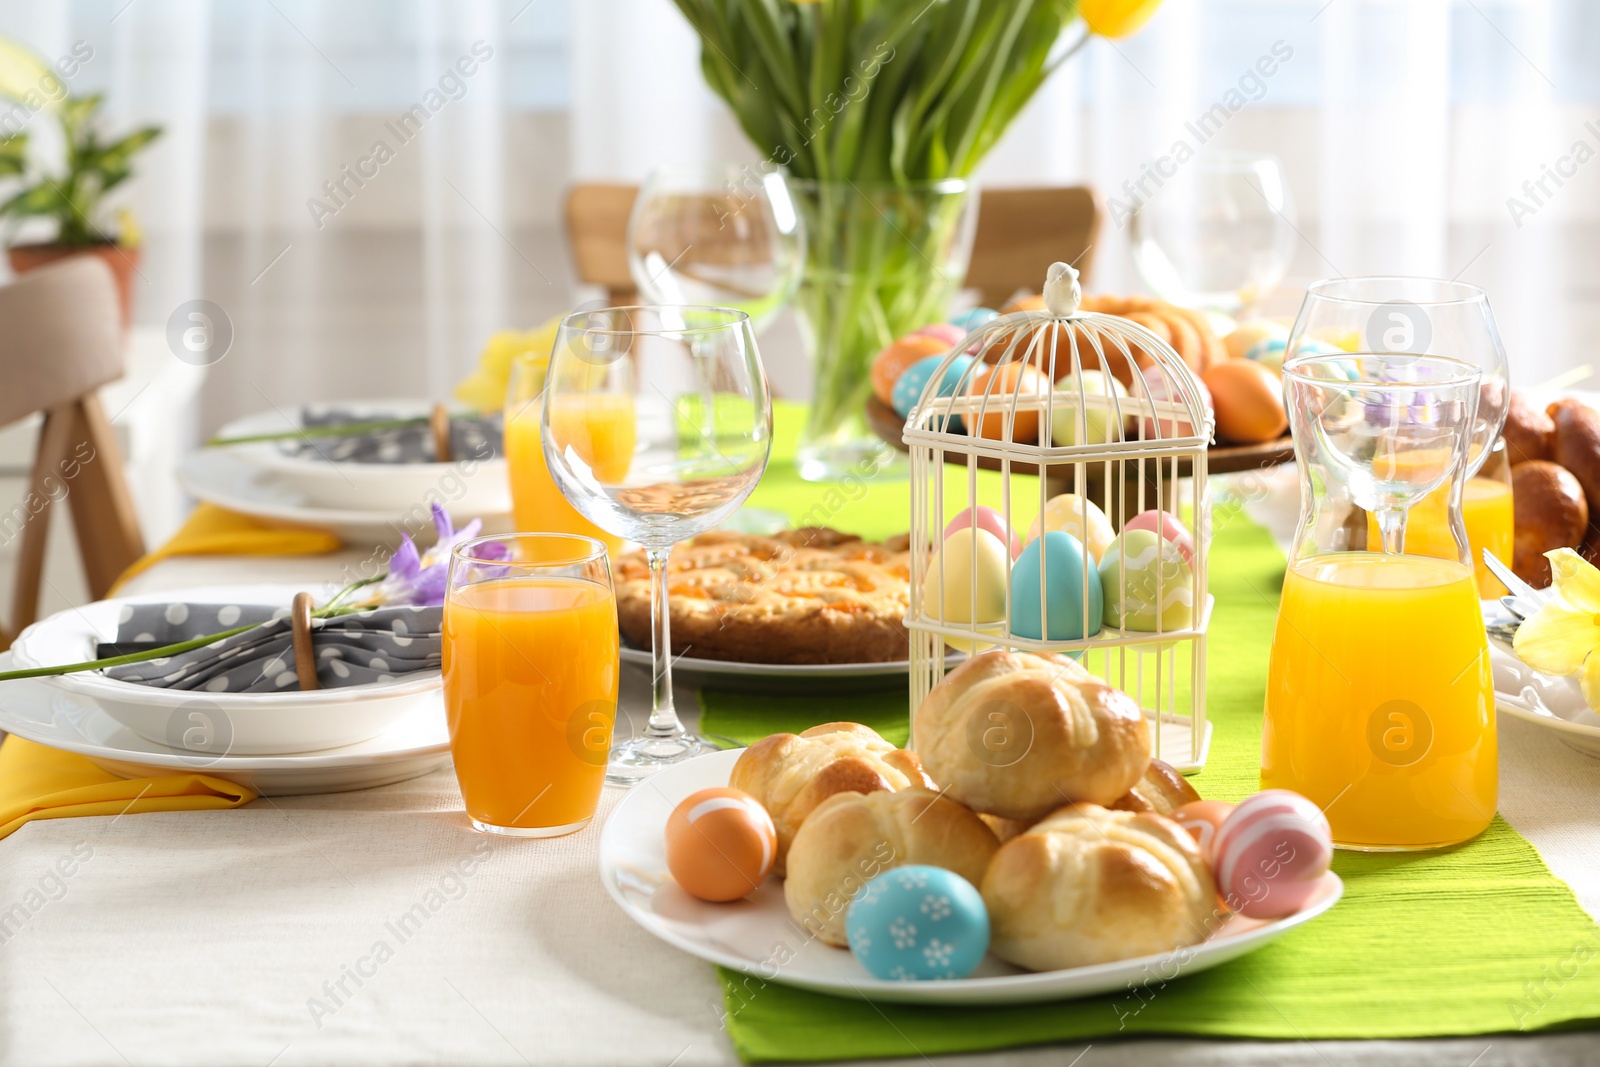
[0,736,255,841]
[109,504,343,595]
[98,603,442,693]
[289,406,502,464]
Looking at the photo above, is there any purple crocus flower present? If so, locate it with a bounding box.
[369,504,509,607]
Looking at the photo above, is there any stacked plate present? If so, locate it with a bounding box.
[0,585,451,795]
[179,399,512,541]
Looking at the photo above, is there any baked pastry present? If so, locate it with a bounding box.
[614,528,912,664]
[912,649,1150,823]
[729,722,934,875]
[991,294,1221,387]
[1504,392,1556,465]
[981,803,1217,971]
[784,788,998,946]
[1512,461,1588,587]
[1110,759,1201,817]
[1550,398,1600,527]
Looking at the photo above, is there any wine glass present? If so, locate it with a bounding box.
[1130,151,1295,315]
[542,306,772,783]
[627,164,805,333]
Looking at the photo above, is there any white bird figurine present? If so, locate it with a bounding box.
[1042,261,1082,317]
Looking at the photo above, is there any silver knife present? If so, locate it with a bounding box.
[1482,549,1549,609]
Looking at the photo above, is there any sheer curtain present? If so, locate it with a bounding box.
[0,0,1593,432]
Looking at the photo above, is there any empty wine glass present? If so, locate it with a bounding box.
[1130,151,1295,315]
[628,164,805,333]
[543,306,772,783]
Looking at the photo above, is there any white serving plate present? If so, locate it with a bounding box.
[0,655,450,795]
[217,401,512,515]
[1486,602,1600,759]
[11,585,441,756]
[599,748,1342,1006]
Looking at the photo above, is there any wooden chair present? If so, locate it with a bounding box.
[0,257,145,647]
[563,182,1102,308]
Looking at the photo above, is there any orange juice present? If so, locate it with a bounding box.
[1262,552,1496,850]
[443,576,619,833]
[1366,477,1514,598]
[505,394,635,555]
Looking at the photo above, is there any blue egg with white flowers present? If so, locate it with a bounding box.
[1008,531,1103,643]
[892,353,975,419]
[846,865,989,982]
[949,307,999,332]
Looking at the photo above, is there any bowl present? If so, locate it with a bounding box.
[10,585,443,756]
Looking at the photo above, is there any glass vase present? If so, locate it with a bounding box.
[788,179,978,482]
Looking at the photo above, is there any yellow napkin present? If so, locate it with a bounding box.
[0,736,256,841]
[110,503,343,594]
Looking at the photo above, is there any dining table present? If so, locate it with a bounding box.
[4,411,1600,1067]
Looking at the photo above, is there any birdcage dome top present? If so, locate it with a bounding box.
[901,262,1215,456]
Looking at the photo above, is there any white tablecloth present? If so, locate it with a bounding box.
[4,549,1600,1067]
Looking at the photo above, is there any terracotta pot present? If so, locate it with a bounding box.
[8,242,140,328]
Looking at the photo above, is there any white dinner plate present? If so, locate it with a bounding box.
[599,748,1342,1006]
[177,449,513,544]
[10,585,442,755]
[0,654,451,795]
[1485,601,1600,759]
[216,401,512,515]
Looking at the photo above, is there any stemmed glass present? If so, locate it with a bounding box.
[628,164,805,333]
[543,306,772,783]
[1130,151,1295,315]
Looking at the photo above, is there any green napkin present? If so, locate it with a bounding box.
[703,437,1600,1061]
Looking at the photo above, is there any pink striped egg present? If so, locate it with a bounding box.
[1211,790,1332,918]
[944,505,1022,560]
[914,323,969,348]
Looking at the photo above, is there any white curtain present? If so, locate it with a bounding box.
[0,0,1592,429]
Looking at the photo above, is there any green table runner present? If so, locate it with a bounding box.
[702,406,1600,1061]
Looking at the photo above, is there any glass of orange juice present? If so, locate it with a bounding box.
[505,353,632,556]
[443,532,618,837]
[1264,354,1496,851]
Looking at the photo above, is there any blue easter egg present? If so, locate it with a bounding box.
[846,865,989,982]
[1286,340,1358,379]
[949,307,999,332]
[1243,336,1289,376]
[892,354,975,420]
[1008,532,1103,642]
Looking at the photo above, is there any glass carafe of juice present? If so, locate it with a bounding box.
[1263,354,1496,851]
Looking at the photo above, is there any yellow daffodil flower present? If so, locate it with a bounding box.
[1080,0,1164,38]
[1513,547,1600,708]
[453,315,563,413]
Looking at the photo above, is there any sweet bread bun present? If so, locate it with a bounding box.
[1550,398,1600,527]
[1512,460,1588,587]
[911,649,1150,823]
[981,803,1217,971]
[783,788,999,946]
[1110,759,1201,816]
[729,722,934,875]
[1504,393,1555,465]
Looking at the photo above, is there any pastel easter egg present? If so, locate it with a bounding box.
[1285,339,1357,379]
[1212,790,1333,919]
[893,353,975,420]
[944,504,1021,559]
[914,322,968,348]
[1099,529,1193,633]
[949,307,999,332]
[1203,359,1288,443]
[1125,509,1195,565]
[1224,319,1289,362]
[1009,532,1103,643]
[871,334,949,406]
[967,362,1052,443]
[924,527,1010,651]
[1049,370,1129,447]
[1174,800,1236,862]
[1137,363,1212,440]
[1243,336,1289,376]
[846,865,989,981]
[1025,493,1115,563]
[665,787,777,903]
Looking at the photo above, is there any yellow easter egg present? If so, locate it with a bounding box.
[1223,319,1289,362]
[923,527,1009,652]
[1025,494,1116,563]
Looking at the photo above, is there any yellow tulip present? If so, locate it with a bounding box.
[1512,548,1600,709]
[1080,0,1163,38]
[452,315,562,413]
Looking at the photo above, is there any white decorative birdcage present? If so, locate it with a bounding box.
[905,262,1215,771]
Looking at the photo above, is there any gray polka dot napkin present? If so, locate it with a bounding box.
[100,603,443,693]
[282,406,503,464]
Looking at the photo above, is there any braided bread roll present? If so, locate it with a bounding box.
[729,722,934,875]
[981,803,1217,970]
[783,788,998,946]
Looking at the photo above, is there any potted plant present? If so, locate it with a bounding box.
[0,92,161,325]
